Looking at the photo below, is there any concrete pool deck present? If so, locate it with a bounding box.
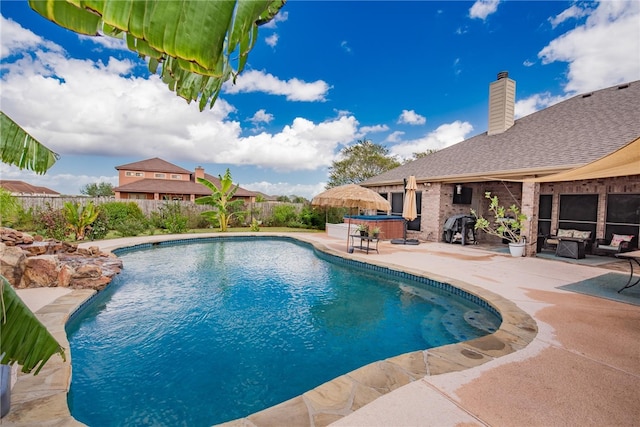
[4,232,640,426]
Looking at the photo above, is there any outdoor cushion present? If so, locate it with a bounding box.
[610,234,634,247]
[573,230,591,240]
[557,229,574,237]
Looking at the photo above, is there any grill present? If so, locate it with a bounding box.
[443,214,477,245]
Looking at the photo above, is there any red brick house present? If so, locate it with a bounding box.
[113,158,257,203]
[362,75,640,256]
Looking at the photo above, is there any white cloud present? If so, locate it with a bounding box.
[515,93,567,118]
[223,69,330,101]
[341,41,352,53]
[79,33,128,51]
[265,33,278,48]
[0,16,62,58]
[360,124,389,134]
[469,0,501,21]
[0,18,355,179]
[548,4,591,28]
[389,121,473,160]
[538,0,640,94]
[249,109,274,125]
[397,110,426,125]
[385,131,405,143]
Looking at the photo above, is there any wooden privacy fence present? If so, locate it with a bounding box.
[15,196,303,224]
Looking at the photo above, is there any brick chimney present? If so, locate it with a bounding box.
[488,71,516,136]
[195,166,205,180]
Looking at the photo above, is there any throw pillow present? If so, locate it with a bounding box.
[573,230,591,240]
[610,234,633,247]
[557,229,574,237]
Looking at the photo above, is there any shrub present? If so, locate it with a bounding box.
[269,204,299,227]
[0,188,22,227]
[86,210,109,240]
[113,216,148,237]
[249,218,261,231]
[299,205,326,229]
[33,204,69,240]
[100,201,146,229]
[151,201,188,234]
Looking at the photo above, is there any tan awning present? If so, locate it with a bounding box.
[528,137,640,183]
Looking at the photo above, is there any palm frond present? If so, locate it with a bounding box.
[28,0,287,110]
[0,112,59,174]
[0,276,65,374]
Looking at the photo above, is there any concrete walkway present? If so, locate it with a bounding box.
[5,232,640,426]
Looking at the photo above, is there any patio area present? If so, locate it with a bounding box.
[5,232,640,426]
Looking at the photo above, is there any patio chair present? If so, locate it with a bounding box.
[592,234,636,256]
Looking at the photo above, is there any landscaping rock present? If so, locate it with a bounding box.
[0,228,122,291]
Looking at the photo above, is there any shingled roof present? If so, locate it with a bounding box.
[0,180,60,195]
[363,81,640,186]
[115,157,192,174]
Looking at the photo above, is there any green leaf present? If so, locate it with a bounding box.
[0,111,59,174]
[0,276,65,374]
[28,0,287,110]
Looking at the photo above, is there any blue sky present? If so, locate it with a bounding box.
[1,1,639,199]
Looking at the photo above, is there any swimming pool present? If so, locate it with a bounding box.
[66,237,500,426]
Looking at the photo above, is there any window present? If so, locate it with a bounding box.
[604,193,640,245]
[125,171,144,177]
[171,174,182,179]
[154,173,166,178]
[558,194,598,237]
[538,194,552,235]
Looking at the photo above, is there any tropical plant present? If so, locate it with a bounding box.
[195,169,246,232]
[370,226,382,238]
[27,0,286,110]
[0,112,59,173]
[0,277,65,374]
[0,108,64,379]
[471,192,528,244]
[356,223,370,235]
[327,139,401,188]
[63,201,100,240]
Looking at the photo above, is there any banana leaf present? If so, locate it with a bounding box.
[28,0,287,110]
[0,112,59,175]
[0,276,65,375]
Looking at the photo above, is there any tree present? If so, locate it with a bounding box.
[327,140,401,188]
[0,114,65,375]
[408,149,438,162]
[28,0,286,111]
[195,169,245,231]
[80,182,114,197]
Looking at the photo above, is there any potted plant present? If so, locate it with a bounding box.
[356,223,369,236]
[471,192,528,257]
[370,226,382,239]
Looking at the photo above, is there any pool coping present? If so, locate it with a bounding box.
[4,233,536,427]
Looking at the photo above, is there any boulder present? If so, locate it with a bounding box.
[0,243,26,286]
[21,255,59,288]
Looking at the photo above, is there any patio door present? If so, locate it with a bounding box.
[605,193,640,248]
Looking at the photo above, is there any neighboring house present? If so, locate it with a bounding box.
[0,180,60,197]
[362,73,640,256]
[113,158,257,203]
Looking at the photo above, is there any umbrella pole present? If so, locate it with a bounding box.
[346,208,352,252]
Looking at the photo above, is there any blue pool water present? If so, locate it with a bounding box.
[67,238,500,426]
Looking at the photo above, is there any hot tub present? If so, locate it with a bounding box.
[343,215,405,240]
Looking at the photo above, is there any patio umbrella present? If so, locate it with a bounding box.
[311,184,391,251]
[392,176,420,245]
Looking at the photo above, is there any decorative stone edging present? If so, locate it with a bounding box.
[3,234,537,427]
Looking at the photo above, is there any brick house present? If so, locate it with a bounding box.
[362,74,640,256]
[113,158,257,203]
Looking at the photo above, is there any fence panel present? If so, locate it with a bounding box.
[15,197,303,225]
